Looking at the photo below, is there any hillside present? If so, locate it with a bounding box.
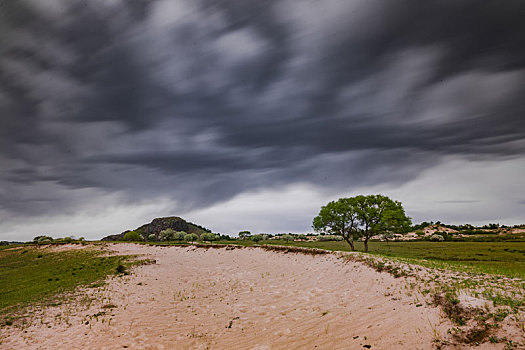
[101,216,211,241]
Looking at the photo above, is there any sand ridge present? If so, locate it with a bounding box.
[2,244,457,349]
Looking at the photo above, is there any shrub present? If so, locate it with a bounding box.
[159,228,176,241]
[281,234,294,242]
[54,236,80,244]
[318,235,344,241]
[382,232,395,241]
[251,234,263,243]
[430,234,445,242]
[148,234,157,241]
[184,233,199,243]
[175,231,186,240]
[123,231,143,241]
[115,264,127,274]
[201,232,219,241]
[239,231,251,240]
[33,235,53,244]
[38,237,53,244]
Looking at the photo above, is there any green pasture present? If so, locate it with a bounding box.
[0,245,127,314]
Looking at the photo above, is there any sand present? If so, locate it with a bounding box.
[1,244,512,349]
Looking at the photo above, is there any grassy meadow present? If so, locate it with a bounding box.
[0,245,127,315]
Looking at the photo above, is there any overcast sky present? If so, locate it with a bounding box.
[1,0,525,241]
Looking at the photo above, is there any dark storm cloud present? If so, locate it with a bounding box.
[438,200,480,204]
[1,0,525,219]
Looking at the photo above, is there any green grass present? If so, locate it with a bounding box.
[0,245,128,314]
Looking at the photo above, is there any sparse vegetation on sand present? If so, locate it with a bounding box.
[202,240,525,279]
[339,252,525,347]
[0,244,133,316]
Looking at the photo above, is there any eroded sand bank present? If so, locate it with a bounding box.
[2,244,458,349]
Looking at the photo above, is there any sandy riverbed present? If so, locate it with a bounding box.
[1,243,507,349]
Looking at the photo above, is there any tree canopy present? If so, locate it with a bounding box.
[159,228,176,241]
[201,232,219,241]
[184,233,199,243]
[123,230,143,242]
[313,194,411,252]
[238,231,251,239]
[312,197,360,250]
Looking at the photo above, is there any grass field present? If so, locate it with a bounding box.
[200,240,525,279]
[0,245,127,314]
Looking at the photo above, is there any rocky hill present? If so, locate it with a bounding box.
[102,216,211,241]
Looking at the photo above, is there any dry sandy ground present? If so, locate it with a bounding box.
[1,244,512,349]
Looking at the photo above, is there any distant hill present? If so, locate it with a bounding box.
[101,216,211,241]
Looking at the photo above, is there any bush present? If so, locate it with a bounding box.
[184,233,199,243]
[116,264,127,274]
[38,237,53,244]
[430,234,445,242]
[382,232,394,241]
[159,228,176,241]
[123,231,143,241]
[148,234,157,241]
[251,234,263,243]
[318,235,344,241]
[175,231,186,240]
[201,232,219,241]
[281,234,294,242]
[33,235,53,244]
[239,231,251,240]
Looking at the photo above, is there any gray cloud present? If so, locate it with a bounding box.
[438,200,480,204]
[1,0,525,238]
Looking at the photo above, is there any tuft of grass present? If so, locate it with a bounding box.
[432,291,469,326]
[115,263,127,275]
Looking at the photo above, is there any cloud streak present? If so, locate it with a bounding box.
[1,0,524,239]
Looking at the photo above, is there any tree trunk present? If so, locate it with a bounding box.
[344,238,355,251]
[363,239,369,252]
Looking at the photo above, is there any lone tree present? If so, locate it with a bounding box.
[313,195,411,252]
